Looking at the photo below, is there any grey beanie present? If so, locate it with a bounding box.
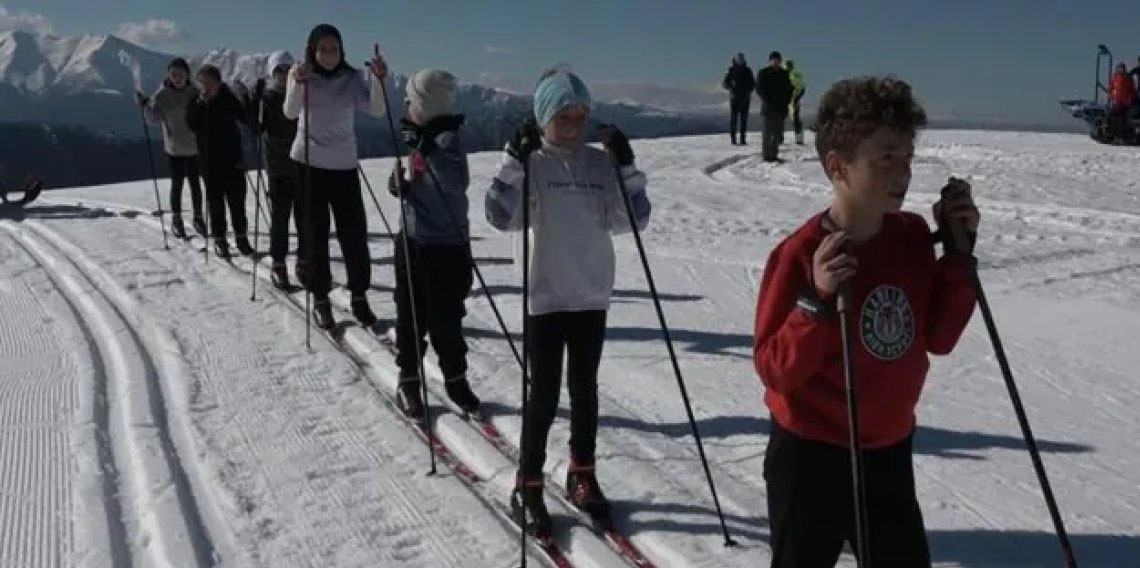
[406,68,457,121]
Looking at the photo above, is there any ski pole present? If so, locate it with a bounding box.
[138,103,169,250]
[372,47,436,475]
[939,183,1080,568]
[837,285,871,568]
[421,161,525,377]
[303,79,313,349]
[250,98,265,301]
[519,151,532,567]
[356,165,396,239]
[250,168,262,301]
[602,125,737,546]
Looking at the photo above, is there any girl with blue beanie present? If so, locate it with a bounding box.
[485,68,652,538]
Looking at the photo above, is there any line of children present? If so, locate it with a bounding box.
[752,75,979,568]
[137,32,992,566]
[485,68,652,537]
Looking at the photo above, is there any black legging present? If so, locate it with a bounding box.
[167,155,203,217]
[519,310,607,477]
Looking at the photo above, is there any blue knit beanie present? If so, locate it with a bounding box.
[533,71,592,127]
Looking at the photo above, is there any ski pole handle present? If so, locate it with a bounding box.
[940,177,974,255]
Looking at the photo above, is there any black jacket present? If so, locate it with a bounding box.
[756,65,794,116]
[723,63,756,100]
[186,83,247,172]
[247,80,298,177]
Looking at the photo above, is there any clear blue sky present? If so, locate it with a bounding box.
[12,0,1140,122]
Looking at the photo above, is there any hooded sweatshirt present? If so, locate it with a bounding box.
[282,24,391,171]
[144,80,200,157]
[485,141,652,316]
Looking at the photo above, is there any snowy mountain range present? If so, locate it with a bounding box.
[0,29,724,140]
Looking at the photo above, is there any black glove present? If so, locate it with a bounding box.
[399,118,437,156]
[388,162,410,198]
[506,119,542,162]
[134,91,149,107]
[936,181,978,257]
[254,78,266,99]
[598,124,634,166]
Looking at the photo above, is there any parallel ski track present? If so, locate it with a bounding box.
[0,219,217,568]
[59,198,586,568]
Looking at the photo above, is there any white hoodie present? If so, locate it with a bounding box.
[485,141,651,316]
[283,64,392,171]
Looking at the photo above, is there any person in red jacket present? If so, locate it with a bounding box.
[1108,63,1137,137]
[752,75,979,568]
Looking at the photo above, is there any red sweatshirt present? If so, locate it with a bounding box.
[753,211,977,449]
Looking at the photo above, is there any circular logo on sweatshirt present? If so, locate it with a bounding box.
[860,285,915,361]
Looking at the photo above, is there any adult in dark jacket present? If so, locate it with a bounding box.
[756,51,794,162]
[248,50,302,290]
[722,53,756,145]
[186,64,251,258]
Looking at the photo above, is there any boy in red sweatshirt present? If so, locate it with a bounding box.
[752,76,980,567]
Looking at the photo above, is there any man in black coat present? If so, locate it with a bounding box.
[722,53,756,145]
[756,51,794,162]
[186,64,251,258]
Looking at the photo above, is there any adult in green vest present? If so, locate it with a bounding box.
[786,60,806,145]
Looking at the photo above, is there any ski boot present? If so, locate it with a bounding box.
[350,293,379,332]
[444,374,481,415]
[511,476,553,540]
[235,235,254,257]
[270,263,291,290]
[213,239,231,259]
[171,216,188,240]
[313,294,335,330]
[396,374,425,420]
[192,216,207,238]
[566,458,611,524]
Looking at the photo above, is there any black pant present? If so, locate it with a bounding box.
[205,166,248,240]
[393,233,473,378]
[297,163,370,296]
[268,174,302,264]
[730,97,751,143]
[168,155,203,218]
[763,112,787,161]
[519,310,607,477]
[763,423,931,568]
[791,98,804,142]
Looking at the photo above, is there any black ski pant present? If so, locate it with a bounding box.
[168,155,203,219]
[763,112,788,161]
[791,98,804,143]
[204,165,248,240]
[519,310,607,478]
[763,422,931,568]
[297,163,370,297]
[730,96,751,143]
[393,233,473,379]
[268,173,303,265]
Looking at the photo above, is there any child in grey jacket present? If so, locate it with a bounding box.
[484,68,651,538]
[136,57,204,239]
[386,68,481,420]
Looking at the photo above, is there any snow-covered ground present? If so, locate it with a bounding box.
[1,130,1138,567]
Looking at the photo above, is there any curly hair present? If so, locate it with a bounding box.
[814,76,927,167]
